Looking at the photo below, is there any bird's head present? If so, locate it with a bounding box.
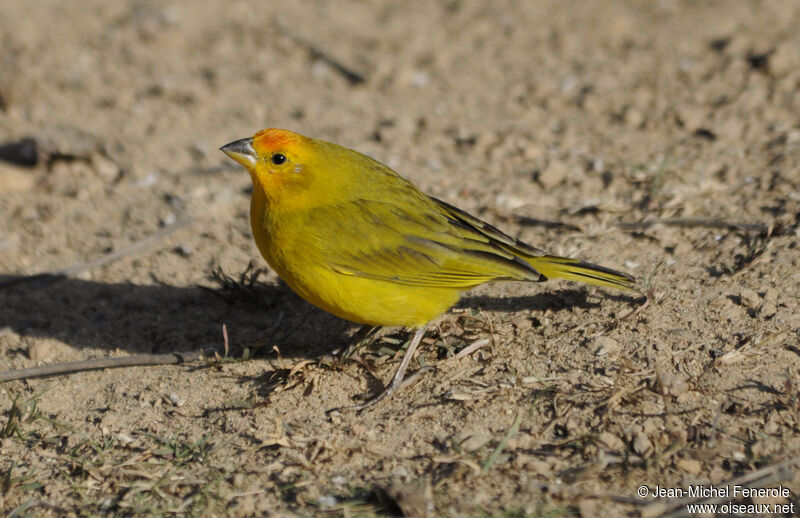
[220,128,329,210]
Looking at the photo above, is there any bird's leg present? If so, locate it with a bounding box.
[339,326,430,412]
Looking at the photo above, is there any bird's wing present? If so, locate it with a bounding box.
[308,197,544,288]
[430,197,548,258]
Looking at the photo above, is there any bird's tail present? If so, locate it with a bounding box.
[526,255,636,290]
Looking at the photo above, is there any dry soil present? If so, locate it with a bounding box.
[1,1,799,516]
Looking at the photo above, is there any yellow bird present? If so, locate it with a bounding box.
[221,129,634,410]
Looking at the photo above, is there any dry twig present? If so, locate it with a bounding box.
[0,349,216,382]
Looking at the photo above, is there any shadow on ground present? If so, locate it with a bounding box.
[1,275,638,358]
[0,275,351,357]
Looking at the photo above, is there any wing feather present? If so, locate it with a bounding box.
[313,197,543,288]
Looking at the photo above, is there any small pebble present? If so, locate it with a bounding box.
[318,495,338,507]
[633,431,653,456]
[0,163,35,193]
[760,302,777,318]
[174,244,193,256]
[161,212,177,226]
[460,434,491,452]
[92,155,121,181]
[538,161,568,189]
[412,71,429,87]
[598,431,625,452]
[676,458,702,475]
[739,287,761,309]
[28,341,54,361]
[594,336,620,357]
[137,172,159,187]
[526,459,551,475]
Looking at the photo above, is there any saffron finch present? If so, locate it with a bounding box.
[221,129,635,410]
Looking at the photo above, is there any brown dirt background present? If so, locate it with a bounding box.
[2,0,800,516]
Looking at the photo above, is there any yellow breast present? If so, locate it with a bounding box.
[249,188,459,328]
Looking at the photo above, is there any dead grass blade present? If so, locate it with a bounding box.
[482,411,523,473]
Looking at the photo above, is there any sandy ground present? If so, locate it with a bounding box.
[1,0,800,516]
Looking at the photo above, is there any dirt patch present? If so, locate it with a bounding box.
[1,1,799,516]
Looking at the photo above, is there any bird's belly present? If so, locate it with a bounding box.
[274,258,459,328]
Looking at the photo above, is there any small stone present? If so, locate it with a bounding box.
[760,302,777,318]
[718,119,744,141]
[136,171,159,187]
[168,393,184,407]
[750,441,771,459]
[174,244,193,257]
[92,155,121,182]
[675,391,695,405]
[642,418,660,435]
[785,312,800,331]
[577,498,600,517]
[598,431,625,452]
[318,495,338,507]
[739,288,761,309]
[412,71,429,87]
[715,297,743,321]
[677,105,708,131]
[392,466,409,478]
[460,434,491,452]
[633,431,653,456]
[0,163,35,193]
[512,316,534,331]
[659,371,687,396]
[625,107,644,127]
[538,161,569,189]
[771,42,800,76]
[526,459,551,475]
[28,341,54,361]
[593,336,620,357]
[523,142,547,162]
[708,466,729,481]
[425,158,442,171]
[764,414,779,435]
[676,458,702,474]
[161,212,177,226]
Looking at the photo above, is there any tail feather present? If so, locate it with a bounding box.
[527,255,635,290]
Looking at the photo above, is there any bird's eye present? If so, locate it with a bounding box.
[271,153,287,165]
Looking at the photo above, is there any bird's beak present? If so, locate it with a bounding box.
[220,138,257,168]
